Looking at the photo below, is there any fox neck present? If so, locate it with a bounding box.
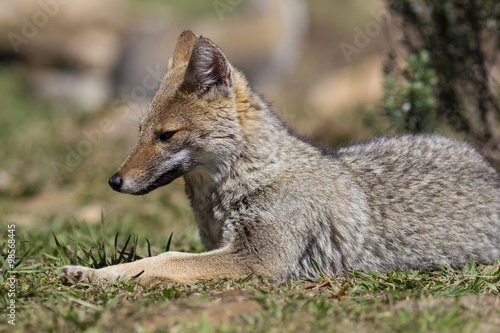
[183,76,310,250]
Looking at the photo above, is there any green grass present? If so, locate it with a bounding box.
[1,215,500,332]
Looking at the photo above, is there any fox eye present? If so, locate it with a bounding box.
[156,131,177,142]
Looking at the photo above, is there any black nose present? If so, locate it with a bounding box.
[108,174,123,191]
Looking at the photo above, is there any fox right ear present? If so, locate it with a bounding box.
[169,30,199,69]
[183,37,233,96]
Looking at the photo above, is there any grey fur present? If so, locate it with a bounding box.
[185,101,500,281]
[61,31,500,285]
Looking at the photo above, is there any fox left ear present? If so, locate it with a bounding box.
[183,37,233,96]
[169,30,199,69]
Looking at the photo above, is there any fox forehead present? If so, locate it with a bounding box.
[140,68,238,135]
[139,66,190,132]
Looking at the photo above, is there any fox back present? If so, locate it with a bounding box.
[109,30,500,282]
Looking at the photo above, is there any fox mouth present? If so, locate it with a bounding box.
[130,173,177,195]
[110,150,193,195]
[129,165,189,195]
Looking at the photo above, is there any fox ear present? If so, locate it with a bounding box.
[169,30,199,69]
[183,37,233,96]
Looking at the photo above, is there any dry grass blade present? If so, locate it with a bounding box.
[331,283,350,299]
[304,278,334,290]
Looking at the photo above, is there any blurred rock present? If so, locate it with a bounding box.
[111,23,172,102]
[0,0,309,109]
[1,0,124,64]
[200,0,308,94]
[113,0,308,100]
[0,0,124,109]
[30,70,112,110]
[64,28,121,73]
[307,55,383,117]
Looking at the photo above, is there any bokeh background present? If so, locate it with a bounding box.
[1,0,499,249]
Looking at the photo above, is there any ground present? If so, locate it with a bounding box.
[3,227,500,332]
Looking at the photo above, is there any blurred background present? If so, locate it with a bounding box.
[1,0,499,249]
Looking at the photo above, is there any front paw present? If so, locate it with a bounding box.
[60,265,96,284]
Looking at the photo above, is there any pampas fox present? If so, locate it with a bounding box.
[61,30,500,285]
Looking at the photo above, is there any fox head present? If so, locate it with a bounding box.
[109,30,252,195]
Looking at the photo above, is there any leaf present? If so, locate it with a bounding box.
[146,239,152,257]
[165,232,173,252]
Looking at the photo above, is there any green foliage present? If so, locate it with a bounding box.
[49,213,182,270]
[366,50,439,134]
[382,0,500,166]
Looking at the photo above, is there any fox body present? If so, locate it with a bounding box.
[62,30,500,284]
